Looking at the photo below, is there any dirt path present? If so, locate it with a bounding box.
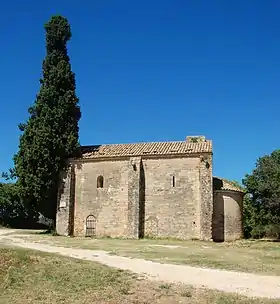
[1,230,280,299]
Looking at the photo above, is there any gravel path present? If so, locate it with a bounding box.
[1,230,280,299]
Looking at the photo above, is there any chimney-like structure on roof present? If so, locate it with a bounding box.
[186,135,206,143]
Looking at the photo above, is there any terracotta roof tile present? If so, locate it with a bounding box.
[213,177,245,193]
[81,140,212,159]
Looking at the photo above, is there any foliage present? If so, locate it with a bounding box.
[0,183,20,225]
[0,182,36,228]
[243,150,280,239]
[1,168,16,181]
[13,15,81,221]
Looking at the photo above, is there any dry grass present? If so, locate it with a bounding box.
[12,231,280,276]
[0,246,278,304]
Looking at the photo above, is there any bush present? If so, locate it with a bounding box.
[264,224,280,239]
[0,182,48,229]
[250,226,265,239]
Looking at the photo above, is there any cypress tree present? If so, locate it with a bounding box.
[14,15,81,221]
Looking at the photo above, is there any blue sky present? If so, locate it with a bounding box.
[1,0,280,183]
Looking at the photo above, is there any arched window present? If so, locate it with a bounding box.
[97,175,104,188]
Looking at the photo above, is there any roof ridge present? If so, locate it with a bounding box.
[80,140,212,159]
[82,139,212,148]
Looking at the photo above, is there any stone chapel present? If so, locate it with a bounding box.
[56,135,244,242]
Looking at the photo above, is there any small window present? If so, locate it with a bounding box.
[172,175,175,187]
[97,175,104,188]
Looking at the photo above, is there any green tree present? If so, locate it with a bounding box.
[0,183,26,227]
[243,150,280,238]
[14,15,81,222]
[0,182,44,228]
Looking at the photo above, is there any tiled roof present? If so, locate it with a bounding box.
[80,140,212,159]
[213,177,245,193]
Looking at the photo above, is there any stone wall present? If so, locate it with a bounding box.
[199,154,213,240]
[127,157,141,238]
[56,164,75,236]
[73,159,130,237]
[142,156,202,239]
[56,153,214,240]
[212,190,244,241]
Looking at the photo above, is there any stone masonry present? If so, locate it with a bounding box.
[56,136,244,241]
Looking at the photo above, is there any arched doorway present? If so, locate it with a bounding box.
[85,215,96,237]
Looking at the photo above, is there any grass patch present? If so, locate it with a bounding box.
[0,246,278,303]
[13,232,280,276]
